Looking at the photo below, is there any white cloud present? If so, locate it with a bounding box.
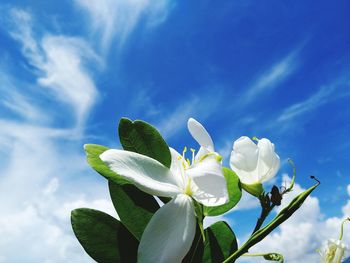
[6,8,100,127]
[239,175,350,263]
[232,191,260,211]
[0,119,116,262]
[74,0,172,51]
[278,77,350,122]
[38,36,99,126]
[0,7,117,262]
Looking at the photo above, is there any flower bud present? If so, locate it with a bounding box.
[230,136,280,185]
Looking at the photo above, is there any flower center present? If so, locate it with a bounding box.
[176,146,222,197]
[184,178,193,196]
[326,245,337,261]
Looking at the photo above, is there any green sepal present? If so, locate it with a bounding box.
[84,144,129,185]
[241,182,264,197]
[71,208,138,263]
[108,180,159,241]
[118,117,171,168]
[204,168,242,216]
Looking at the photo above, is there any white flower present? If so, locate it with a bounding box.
[319,239,347,263]
[229,136,280,185]
[100,118,229,263]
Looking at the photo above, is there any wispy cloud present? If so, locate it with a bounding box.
[74,0,172,52]
[278,76,350,122]
[5,8,100,128]
[242,51,298,104]
[156,91,223,139]
[127,88,162,118]
[0,75,45,122]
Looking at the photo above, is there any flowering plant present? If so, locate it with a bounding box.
[71,117,321,263]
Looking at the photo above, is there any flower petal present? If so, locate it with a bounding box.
[257,138,280,183]
[230,136,258,172]
[169,147,187,190]
[187,155,228,206]
[230,136,261,184]
[100,149,181,197]
[138,194,196,263]
[187,118,214,151]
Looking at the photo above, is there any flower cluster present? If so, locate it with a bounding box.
[70,117,329,263]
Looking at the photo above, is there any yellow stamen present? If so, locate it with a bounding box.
[182,146,187,159]
[199,152,222,163]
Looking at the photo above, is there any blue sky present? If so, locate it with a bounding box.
[1,1,350,262]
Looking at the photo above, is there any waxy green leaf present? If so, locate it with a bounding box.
[109,180,159,241]
[204,168,242,216]
[71,208,138,263]
[118,118,171,168]
[84,144,129,185]
[183,221,237,263]
[203,221,238,263]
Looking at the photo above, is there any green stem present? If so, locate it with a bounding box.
[339,217,350,240]
[242,253,267,257]
[252,159,295,235]
[242,253,284,263]
[223,180,319,263]
[199,220,206,242]
[252,204,275,235]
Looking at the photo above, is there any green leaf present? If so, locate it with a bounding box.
[204,168,242,216]
[84,144,129,185]
[203,221,238,263]
[71,208,138,263]
[118,118,171,168]
[109,180,159,241]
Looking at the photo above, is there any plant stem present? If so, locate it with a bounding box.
[251,204,275,235]
[339,217,350,240]
[223,180,319,263]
